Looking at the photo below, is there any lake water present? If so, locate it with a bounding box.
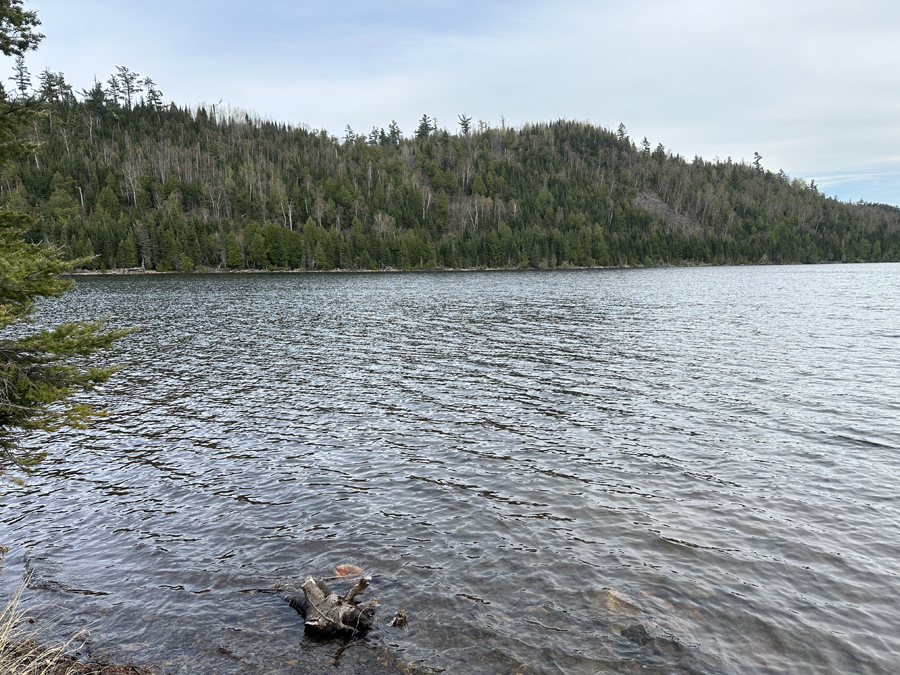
[2,265,899,674]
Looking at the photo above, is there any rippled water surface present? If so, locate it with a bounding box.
[2,265,900,674]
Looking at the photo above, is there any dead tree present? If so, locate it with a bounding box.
[286,575,376,636]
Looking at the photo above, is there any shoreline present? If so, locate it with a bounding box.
[61,259,860,276]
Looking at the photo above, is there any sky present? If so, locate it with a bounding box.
[14,0,900,206]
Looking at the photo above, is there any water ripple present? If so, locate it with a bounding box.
[2,266,900,674]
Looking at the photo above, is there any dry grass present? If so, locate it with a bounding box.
[0,579,157,675]
[0,581,84,675]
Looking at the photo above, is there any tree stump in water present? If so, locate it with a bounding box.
[294,575,376,636]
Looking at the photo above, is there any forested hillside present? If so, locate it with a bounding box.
[6,69,900,271]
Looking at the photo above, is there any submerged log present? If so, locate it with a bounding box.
[296,575,376,636]
[388,609,408,628]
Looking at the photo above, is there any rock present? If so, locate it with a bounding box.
[388,609,408,628]
[639,591,675,613]
[621,623,651,646]
[334,564,364,577]
[595,587,701,649]
[600,588,642,616]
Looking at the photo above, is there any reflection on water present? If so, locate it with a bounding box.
[2,265,900,674]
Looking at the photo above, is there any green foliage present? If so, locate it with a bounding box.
[0,1,132,468]
[0,213,133,465]
[1,67,897,274]
[0,0,42,58]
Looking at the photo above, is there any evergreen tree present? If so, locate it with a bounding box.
[10,54,29,96]
[458,113,472,136]
[105,73,122,106]
[114,65,141,109]
[1,210,134,466]
[0,1,42,56]
[81,77,106,116]
[388,120,401,145]
[141,76,162,109]
[753,152,763,171]
[416,114,431,139]
[0,0,132,467]
[37,67,55,99]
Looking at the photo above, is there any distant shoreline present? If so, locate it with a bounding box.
[61,259,861,277]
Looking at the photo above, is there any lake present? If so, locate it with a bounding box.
[2,265,899,674]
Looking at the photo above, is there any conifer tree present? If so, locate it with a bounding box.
[0,0,132,467]
[114,65,141,109]
[0,217,133,465]
[388,120,401,145]
[10,54,29,96]
[141,76,162,109]
[458,114,472,136]
[416,114,431,139]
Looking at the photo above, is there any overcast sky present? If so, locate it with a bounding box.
[15,0,900,206]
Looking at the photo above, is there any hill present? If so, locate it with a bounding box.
[6,76,900,271]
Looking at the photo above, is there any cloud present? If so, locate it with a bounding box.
[16,0,900,204]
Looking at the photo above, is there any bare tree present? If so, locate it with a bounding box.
[122,148,143,205]
[373,211,394,237]
[421,185,434,222]
[313,196,326,227]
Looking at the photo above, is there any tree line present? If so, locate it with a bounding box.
[4,70,900,272]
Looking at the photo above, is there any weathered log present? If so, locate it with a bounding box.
[297,575,376,636]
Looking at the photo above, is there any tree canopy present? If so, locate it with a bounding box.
[0,0,42,58]
[3,74,897,273]
[0,0,131,467]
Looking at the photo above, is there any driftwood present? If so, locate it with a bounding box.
[388,609,408,628]
[288,575,376,636]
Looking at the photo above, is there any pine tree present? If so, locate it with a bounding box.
[114,65,141,109]
[0,1,42,56]
[0,0,132,468]
[416,114,431,139]
[0,204,134,466]
[388,120,401,145]
[141,76,162,109]
[458,114,472,136]
[753,152,763,171]
[10,54,30,96]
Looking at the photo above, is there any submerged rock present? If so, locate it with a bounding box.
[597,588,642,617]
[595,586,702,650]
[621,623,651,646]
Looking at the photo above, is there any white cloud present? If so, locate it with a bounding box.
[16,0,900,204]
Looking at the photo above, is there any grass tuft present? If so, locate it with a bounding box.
[0,580,83,675]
